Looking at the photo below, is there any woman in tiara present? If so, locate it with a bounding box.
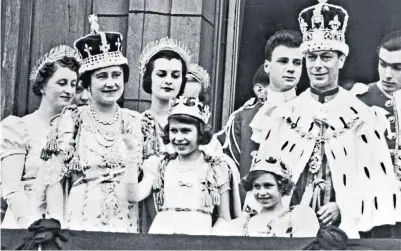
[183,63,211,103]
[0,45,80,228]
[39,15,143,233]
[132,97,232,235]
[212,157,319,237]
[139,37,192,158]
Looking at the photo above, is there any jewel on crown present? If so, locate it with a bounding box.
[188,64,211,89]
[298,0,349,49]
[138,37,192,76]
[29,45,81,81]
[169,96,211,124]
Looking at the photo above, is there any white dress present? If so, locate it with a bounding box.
[212,205,319,237]
[0,112,50,228]
[147,153,230,235]
[40,105,143,232]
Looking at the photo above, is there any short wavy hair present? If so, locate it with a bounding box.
[32,56,80,96]
[79,64,130,89]
[378,30,401,52]
[264,30,303,61]
[162,114,213,145]
[241,170,294,196]
[142,50,187,96]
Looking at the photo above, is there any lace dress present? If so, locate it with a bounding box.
[0,112,51,228]
[40,105,143,232]
[146,152,231,235]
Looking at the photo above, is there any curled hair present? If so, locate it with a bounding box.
[252,64,270,87]
[378,30,401,52]
[162,114,213,145]
[265,30,302,61]
[142,50,187,96]
[79,64,130,89]
[32,56,80,96]
[241,170,294,196]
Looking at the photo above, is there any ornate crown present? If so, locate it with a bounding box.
[169,96,211,124]
[188,64,210,89]
[250,154,291,180]
[298,0,349,55]
[74,14,128,74]
[139,37,192,76]
[29,45,81,81]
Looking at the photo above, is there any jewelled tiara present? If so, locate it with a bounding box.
[138,37,192,76]
[188,64,211,89]
[29,45,81,81]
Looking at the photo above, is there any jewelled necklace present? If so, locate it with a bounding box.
[87,106,122,148]
[89,105,120,125]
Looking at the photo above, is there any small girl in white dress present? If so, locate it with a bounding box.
[131,97,232,235]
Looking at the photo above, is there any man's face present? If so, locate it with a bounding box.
[305,50,345,91]
[265,45,302,91]
[378,48,401,93]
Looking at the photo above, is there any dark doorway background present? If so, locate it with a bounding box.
[234,0,401,109]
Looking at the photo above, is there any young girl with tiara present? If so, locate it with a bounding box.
[131,97,232,235]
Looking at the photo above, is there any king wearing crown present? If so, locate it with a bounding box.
[255,0,401,238]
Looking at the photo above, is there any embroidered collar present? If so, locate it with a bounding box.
[310,86,340,103]
[265,87,297,105]
[376,81,393,99]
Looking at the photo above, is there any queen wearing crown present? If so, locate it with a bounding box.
[212,157,319,237]
[38,15,144,233]
[0,45,80,228]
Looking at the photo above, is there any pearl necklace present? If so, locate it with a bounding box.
[87,106,122,148]
[89,105,120,125]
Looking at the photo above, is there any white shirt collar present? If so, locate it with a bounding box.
[265,86,297,105]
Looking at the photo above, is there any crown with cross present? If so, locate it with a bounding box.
[298,0,349,56]
[74,14,128,74]
[169,96,211,124]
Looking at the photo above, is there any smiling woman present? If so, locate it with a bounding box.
[36,15,144,233]
[0,45,80,229]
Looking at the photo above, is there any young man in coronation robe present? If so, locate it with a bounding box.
[253,0,401,238]
[217,30,303,205]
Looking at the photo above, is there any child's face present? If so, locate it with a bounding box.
[252,173,282,210]
[169,119,199,157]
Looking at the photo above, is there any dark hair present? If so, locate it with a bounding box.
[186,74,211,103]
[265,30,303,61]
[252,64,270,86]
[378,30,401,52]
[79,64,130,89]
[162,114,213,145]
[241,170,294,196]
[142,50,188,95]
[32,56,80,96]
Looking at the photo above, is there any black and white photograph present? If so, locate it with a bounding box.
[1,0,401,249]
